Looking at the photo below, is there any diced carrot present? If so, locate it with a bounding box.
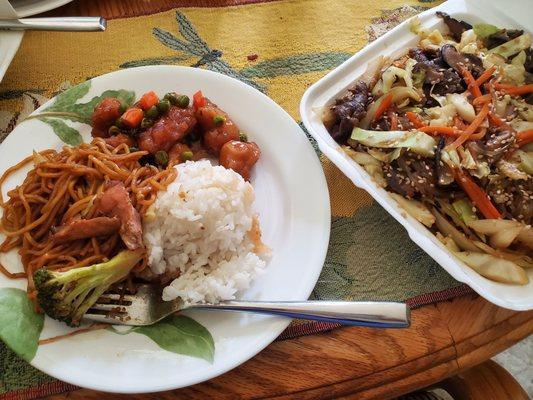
[472,94,492,106]
[373,93,393,122]
[193,90,207,109]
[138,91,159,110]
[447,104,489,150]
[121,107,144,128]
[405,111,426,128]
[460,67,482,98]
[454,169,501,219]
[474,66,497,87]
[419,126,461,137]
[388,110,398,130]
[517,129,533,147]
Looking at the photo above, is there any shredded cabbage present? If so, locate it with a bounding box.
[497,159,529,180]
[360,87,422,128]
[368,148,403,163]
[516,150,533,175]
[473,23,499,38]
[483,53,525,85]
[458,29,479,54]
[349,128,436,157]
[343,146,387,187]
[488,33,532,58]
[372,58,417,96]
[427,104,456,126]
[389,193,435,227]
[454,252,528,284]
[447,93,475,123]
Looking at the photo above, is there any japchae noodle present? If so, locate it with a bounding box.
[0,138,176,302]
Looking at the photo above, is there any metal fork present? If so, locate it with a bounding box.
[84,284,410,328]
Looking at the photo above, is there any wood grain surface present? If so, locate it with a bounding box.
[37,1,533,399]
[41,296,532,400]
[440,360,529,400]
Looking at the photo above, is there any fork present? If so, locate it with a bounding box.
[84,284,410,328]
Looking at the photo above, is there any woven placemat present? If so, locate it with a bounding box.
[0,0,475,398]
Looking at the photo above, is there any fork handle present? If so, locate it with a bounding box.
[188,301,410,328]
[0,17,106,31]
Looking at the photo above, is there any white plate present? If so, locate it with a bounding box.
[0,66,331,392]
[10,0,73,17]
[0,31,23,82]
[300,0,532,311]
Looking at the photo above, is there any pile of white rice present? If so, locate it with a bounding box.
[143,160,269,303]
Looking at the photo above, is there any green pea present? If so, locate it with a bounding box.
[177,95,190,108]
[145,105,159,119]
[155,150,169,167]
[239,132,248,142]
[141,118,154,129]
[164,92,179,105]
[181,150,194,161]
[156,99,171,114]
[108,125,121,136]
[213,115,226,127]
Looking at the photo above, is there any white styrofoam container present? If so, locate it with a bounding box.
[300,0,532,311]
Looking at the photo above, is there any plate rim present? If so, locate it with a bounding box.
[0,65,331,392]
[11,0,73,17]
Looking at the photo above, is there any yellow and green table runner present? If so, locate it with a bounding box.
[0,1,473,398]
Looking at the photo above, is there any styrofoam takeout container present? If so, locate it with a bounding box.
[300,0,533,310]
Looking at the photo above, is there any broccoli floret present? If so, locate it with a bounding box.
[34,250,143,326]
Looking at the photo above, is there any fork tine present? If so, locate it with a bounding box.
[83,312,124,324]
[88,303,128,312]
[97,293,135,302]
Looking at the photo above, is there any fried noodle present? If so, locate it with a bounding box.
[0,138,176,303]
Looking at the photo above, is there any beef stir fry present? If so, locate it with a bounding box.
[92,90,260,180]
[325,13,533,285]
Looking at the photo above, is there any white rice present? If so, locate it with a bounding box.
[143,160,268,303]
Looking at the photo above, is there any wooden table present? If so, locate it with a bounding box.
[41,1,533,399]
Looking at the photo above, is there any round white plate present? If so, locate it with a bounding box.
[10,0,73,17]
[0,66,331,393]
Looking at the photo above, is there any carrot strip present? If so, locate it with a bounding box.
[488,111,504,126]
[419,126,461,137]
[493,82,514,90]
[373,93,393,121]
[474,66,497,87]
[517,129,533,147]
[453,116,467,130]
[460,67,482,98]
[501,84,533,96]
[447,104,490,150]
[454,169,501,219]
[494,83,533,96]
[469,128,487,140]
[405,111,426,128]
[472,94,492,106]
